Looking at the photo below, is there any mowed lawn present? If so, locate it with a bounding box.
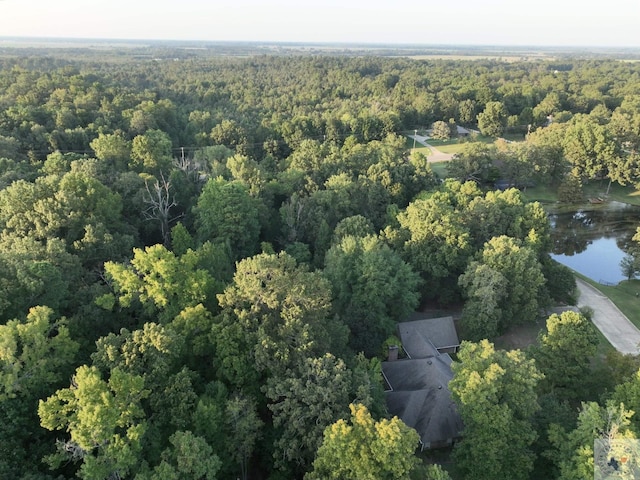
[404,135,432,156]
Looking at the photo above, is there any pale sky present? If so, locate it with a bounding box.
[0,0,638,47]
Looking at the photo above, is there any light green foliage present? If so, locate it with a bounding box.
[194,177,260,260]
[477,101,508,137]
[38,365,149,480]
[0,306,78,400]
[0,171,130,267]
[213,252,347,386]
[458,263,506,340]
[92,322,182,385]
[135,431,221,480]
[332,215,375,244]
[550,401,637,480]
[464,187,549,251]
[496,141,537,188]
[532,311,599,399]
[324,234,421,356]
[431,120,451,140]
[90,131,131,171]
[226,154,267,196]
[450,340,541,480]
[210,119,248,153]
[130,129,173,173]
[611,368,640,432]
[266,353,354,471]
[103,244,217,323]
[422,464,453,480]
[0,305,81,474]
[169,222,194,256]
[305,403,420,480]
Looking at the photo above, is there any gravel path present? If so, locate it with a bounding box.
[409,134,454,162]
[575,278,640,355]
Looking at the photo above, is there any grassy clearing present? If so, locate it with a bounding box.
[521,184,559,204]
[431,143,465,154]
[583,181,640,207]
[429,161,449,179]
[501,132,527,142]
[404,135,432,156]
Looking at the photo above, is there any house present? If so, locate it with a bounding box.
[456,125,471,137]
[399,314,460,355]
[382,316,463,450]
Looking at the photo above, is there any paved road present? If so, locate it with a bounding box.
[575,278,640,355]
[409,134,454,162]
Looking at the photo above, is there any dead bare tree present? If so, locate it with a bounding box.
[142,173,183,247]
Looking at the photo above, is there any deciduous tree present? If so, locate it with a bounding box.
[305,403,420,480]
[324,234,421,356]
[450,340,541,480]
[531,311,598,399]
[39,366,149,480]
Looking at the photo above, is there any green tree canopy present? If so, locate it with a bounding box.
[531,311,599,399]
[450,340,542,480]
[39,365,149,480]
[305,403,420,480]
[193,177,261,260]
[212,252,347,387]
[324,234,421,356]
[477,101,508,137]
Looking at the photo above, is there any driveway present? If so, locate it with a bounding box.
[575,278,640,355]
[409,134,454,162]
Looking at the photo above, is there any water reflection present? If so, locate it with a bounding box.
[548,202,640,284]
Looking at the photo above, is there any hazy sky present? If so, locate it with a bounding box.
[0,0,638,47]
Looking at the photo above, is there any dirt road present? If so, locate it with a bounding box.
[575,278,640,355]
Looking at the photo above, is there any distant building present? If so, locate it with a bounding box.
[382,316,463,450]
[456,125,471,137]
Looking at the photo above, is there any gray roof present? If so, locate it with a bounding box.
[382,357,452,391]
[399,316,460,354]
[383,357,463,446]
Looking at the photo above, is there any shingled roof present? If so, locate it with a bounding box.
[399,315,460,354]
[382,316,463,449]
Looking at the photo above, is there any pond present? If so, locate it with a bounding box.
[548,202,640,285]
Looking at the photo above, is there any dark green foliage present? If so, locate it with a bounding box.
[194,178,261,260]
[541,258,577,304]
[324,235,421,356]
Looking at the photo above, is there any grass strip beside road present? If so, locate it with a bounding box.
[575,273,640,329]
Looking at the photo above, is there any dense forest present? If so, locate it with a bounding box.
[2,46,640,479]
